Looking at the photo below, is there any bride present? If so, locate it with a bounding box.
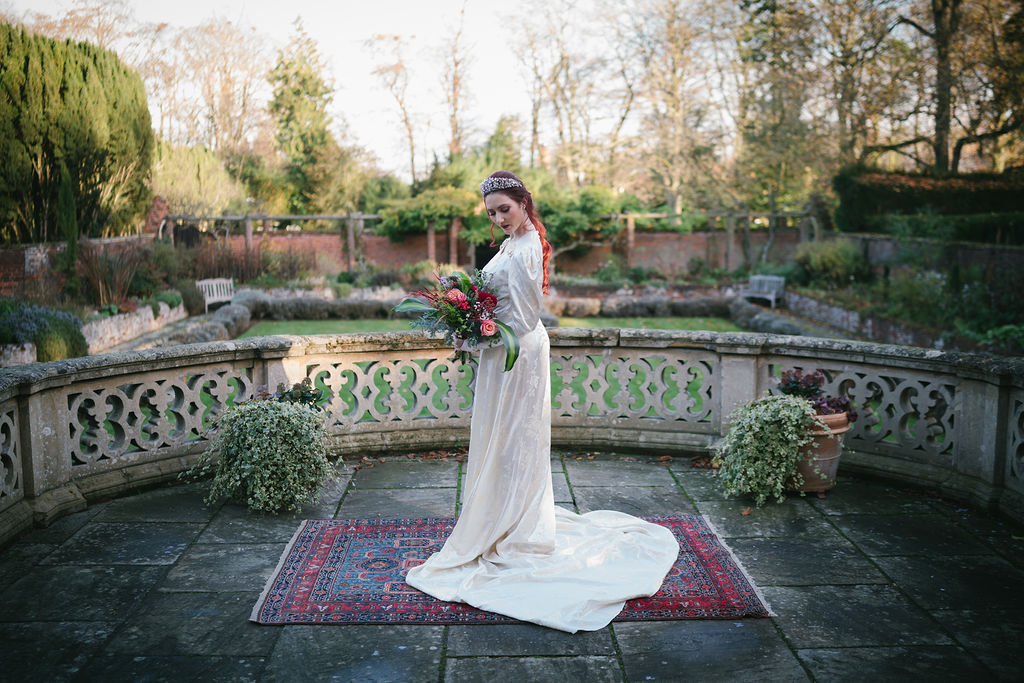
[404,170,679,633]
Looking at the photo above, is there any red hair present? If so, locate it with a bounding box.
[482,170,552,294]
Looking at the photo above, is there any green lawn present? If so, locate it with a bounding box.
[240,316,740,338]
[559,317,742,332]
[239,319,414,337]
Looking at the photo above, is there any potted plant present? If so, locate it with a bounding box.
[183,379,335,513]
[712,370,857,506]
[777,369,857,495]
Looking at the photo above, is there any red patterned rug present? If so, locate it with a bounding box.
[250,515,771,625]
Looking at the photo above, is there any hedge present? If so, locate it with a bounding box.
[833,166,1024,237]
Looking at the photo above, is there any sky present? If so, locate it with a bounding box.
[5,0,543,180]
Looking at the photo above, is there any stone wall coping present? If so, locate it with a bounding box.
[2,329,1021,403]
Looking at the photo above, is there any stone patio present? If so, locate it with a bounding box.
[1,452,1022,682]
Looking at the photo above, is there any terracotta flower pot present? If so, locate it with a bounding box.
[793,412,851,495]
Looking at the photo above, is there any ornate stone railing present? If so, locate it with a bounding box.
[1,329,1021,545]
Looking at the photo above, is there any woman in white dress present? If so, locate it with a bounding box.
[404,170,679,633]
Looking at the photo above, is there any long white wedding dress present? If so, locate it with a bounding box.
[404,226,679,633]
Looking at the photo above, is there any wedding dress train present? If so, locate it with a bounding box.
[404,227,679,633]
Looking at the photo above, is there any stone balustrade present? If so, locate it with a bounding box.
[1,329,1022,545]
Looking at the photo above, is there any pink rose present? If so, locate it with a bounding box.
[445,289,467,304]
[480,319,497,337]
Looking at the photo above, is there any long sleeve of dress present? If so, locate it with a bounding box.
[504,233,544,337]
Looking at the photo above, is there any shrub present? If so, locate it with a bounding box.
[833,166,1024,234]
[794,239,868,288]
[155,291,183,309]
[78,241,146,307]
[185,399,334,513]
[712,394,822,507]
[595,256,624,284]
[0,299,86,361]
[885,269,948,325]
[172,279,206,316]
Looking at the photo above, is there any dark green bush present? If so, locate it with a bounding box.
[867,212,1024,245]
[833,166,1024,235]
[35,314,88,361]
[172,279,206,316]
[794,239,869,288]
[155,291,183,309]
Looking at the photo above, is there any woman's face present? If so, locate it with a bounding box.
[484,191,528,236]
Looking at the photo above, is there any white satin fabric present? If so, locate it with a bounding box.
[404,226,679,633]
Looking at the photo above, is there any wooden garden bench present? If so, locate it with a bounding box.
[738,275,786,308]
[196,277,235,314]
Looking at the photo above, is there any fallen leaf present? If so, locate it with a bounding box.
[741,507,751,516]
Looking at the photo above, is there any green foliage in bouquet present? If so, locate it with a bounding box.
[185,399,334,514]
[712,394,824,507]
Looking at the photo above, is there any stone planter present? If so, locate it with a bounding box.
[793,412,851,495]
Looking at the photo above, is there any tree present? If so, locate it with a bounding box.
[441,2,470,162]
[0,23,153,243]
[369,34,418,184]
[268,20,339,213]
[897,0,964,170]
[175,19,272,154]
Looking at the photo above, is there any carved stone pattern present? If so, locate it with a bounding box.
[305,353,475,435]
[0,402,21,510]
[552,351,717,431]
[1008,392,1024,487]
[770,363,956,461]
[304,350,716,436]
[67,368,253,471]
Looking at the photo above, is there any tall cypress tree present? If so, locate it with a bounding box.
[0,23,153,244]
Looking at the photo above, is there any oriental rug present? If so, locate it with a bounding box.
[250,515,772,625]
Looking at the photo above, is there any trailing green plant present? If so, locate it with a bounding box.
[184,399,334,513]
[712,394,825,507]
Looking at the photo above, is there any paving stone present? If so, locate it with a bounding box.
[550,455,565,472]
[17,502,109,544]
[726,536,888,586]
[350,459,460,488]
[697,500,837,538]
[797,646,981,681]
[0,565,165,621]
[552,471,573,503]
[873,555,1024,611]
[159,543,286,592]
[763,585,952,648]
[336,488,456,520]
[573,486,695,516]
[0,621,117,680]
[564,456,676,487]
[42,522,202,565]
[929,609,1024,679]
[266,624,443,682]
[831,514,993,557]
[94,482,220,522]
[446,623,615,656]
[806,479,940,516]
[102,591,279,656]
[613,619,808,682]
[74,655,265,682]
[671,469,737,502]
[199,505,317,544]
[445,655,623,682]
[0,542,55,579]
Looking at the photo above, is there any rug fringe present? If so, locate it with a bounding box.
[699,514,777,618]
[250,519,310,623]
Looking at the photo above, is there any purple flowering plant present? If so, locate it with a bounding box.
[778,368,858,422]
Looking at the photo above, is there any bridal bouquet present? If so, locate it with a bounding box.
[393,269,520,371]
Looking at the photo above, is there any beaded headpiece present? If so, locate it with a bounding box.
[480,176,524,196]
